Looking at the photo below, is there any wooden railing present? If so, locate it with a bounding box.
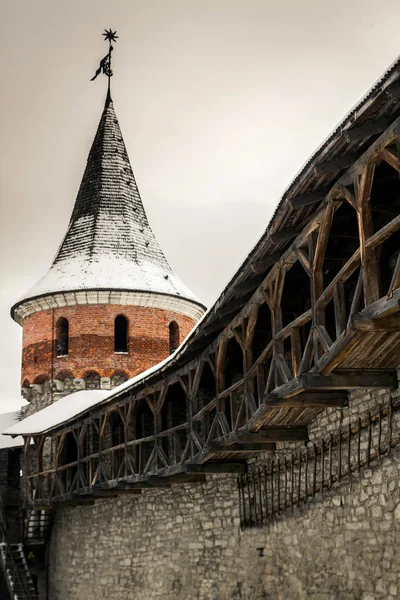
[24,116,400,505]
[238,395,400,529]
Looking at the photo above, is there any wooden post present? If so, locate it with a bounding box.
[355,162,380,305]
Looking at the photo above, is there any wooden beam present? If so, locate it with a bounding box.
[288,190,328,209]
[334,283,347,338]
[235,276,265,295]
[335,183,357,210]
[250,253,281,273]
[148,474,206,485]
[314,154,360,176]
[116,481,171,490]
[235,428,308,443]
[208,442,276,453]
[263,391,348,408]
[364,214,400,250]
[269,228,298,244]
[219,299,246,317]
[346,118,392,142]
[73,489,142,501]
[303,369,397,390]
[185,462,247,474]
[29,501,52,510]
[203,314,236,336]
[387,84,400,99]
[381,147,400,172]
[351,313,400,331]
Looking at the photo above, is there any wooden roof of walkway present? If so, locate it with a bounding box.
[6,54,400,506]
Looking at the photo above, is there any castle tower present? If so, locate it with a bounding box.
[11,92,205,402]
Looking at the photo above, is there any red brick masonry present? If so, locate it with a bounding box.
[21,304,196,385]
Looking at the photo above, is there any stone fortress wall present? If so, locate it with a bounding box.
[46,382,400,600]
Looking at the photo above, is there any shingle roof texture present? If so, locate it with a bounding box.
[15,94,202,308]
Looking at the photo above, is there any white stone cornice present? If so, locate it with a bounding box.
[13,290,205,325]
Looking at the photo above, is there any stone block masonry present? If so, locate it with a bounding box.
[47,387,400,600]
[48,448,400,600]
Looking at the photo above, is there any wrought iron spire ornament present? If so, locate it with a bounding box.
[91,29,118,92]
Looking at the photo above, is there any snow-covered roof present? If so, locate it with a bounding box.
[4,391,109,437]
[0,412,24,449]
[12,94,204,321]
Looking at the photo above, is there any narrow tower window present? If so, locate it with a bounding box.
[115,315,128,353]
[56,317,69,357]
[169,321,180,354]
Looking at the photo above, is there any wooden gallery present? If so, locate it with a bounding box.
[1,56,400,599]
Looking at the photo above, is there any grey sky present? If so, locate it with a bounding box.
[1,0,400,411]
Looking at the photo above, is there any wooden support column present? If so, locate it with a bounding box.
[355,161,380,305]
[310,202,335,362]
[290,328,302,379]
[333,283,346,338]
[268,267,291,387]
[24,436,32,502]
[152,393,160,472]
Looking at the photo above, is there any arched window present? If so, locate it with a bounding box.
[114,315,128,353]
[84,371,100,390]
[111,371,129,387]
[169,321,180,354]
[56,317,69,357]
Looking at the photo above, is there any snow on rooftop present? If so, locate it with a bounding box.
[18,256,202,305]
[0,412,24,449]
[4,391,109,437]
[12,95,203,316]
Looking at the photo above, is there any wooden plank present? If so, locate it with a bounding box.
[235,428,308,443]
[263,391,348,407]
[235,276,265,295]
[219,300,246,317]
[75,488,142,499]
[288,190,328,209]
[250,253,281,273]
[203,313,238,336]
[116,481,171,490]
[185,462,247,474]
[314,154,360,176]
[303,369,397,390]
[208,442,275,453]
[269,228,298,244]
[359,287,400,319]
[351,313,400,331]
[148,474,206,485]
[346,118,392,142]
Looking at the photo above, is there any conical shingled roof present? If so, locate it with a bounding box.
[12,94,204,317]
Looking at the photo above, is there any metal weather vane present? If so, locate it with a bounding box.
[91,29,119,89]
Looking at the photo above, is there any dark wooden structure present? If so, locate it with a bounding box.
[11,58,400,508]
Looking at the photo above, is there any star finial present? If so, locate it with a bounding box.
[103,29,118,44]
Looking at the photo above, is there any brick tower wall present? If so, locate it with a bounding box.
[21,303,197,387]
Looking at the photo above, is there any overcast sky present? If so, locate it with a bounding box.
[1,0,400,412]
